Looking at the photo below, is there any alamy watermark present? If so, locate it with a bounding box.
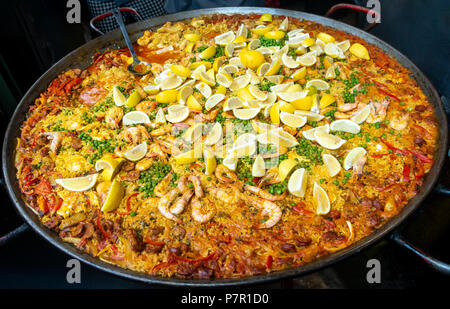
[66,0,81,24]
[66,258,81,284]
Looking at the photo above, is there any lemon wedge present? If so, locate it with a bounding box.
[350,104,372,124]
[200,46,216,59]
[123,142,148,161]
[252,155,266,177]
[302,124,330,141]
[205,94,225,111]
[279,158,298,181]
[220,64,240,74]
[230,74,251,92]
[55,174,98,192]
[223,96,244,111]
[122,111,150,126]
[216,72,233,88]
[248,39,261,51]
[317,32,335,44]
[125,90,141,108]
[143,84,160,95]
[291,96,313,110]
[265,75,283,84]
[294,110,324,121]
[195,82,212,98]
[225,43,234,57]
[280,111,307,128]
[264,58,282,76]
[324,43,340,58]
[203,148,217,176]
[305,79,329,91]
[190,61,212,70]
[264,30,285,40]
[270,102,280,124]
[313,182,331,215]
[281,53,300,69]
[240,49,266,70]
[337,40,350,52]
[251,25,273,36]
[214,31,236,45]
[175,149,201,165]
[155,108,166,124]
[178,85,193,105]
[186,95,202,111]
[277,91,308,102]
[166,105,189,123]
[319,93,336,108]
[223,153,238,171]
[344,147,367,170]
[184,123,205,143]
[229,141,257,158]
[184,33,201,42]
[113,86,126,106]
[156,89,178,104]
[171,64,191,77]
[259,13,272,22]
[199,71,215,87]
[268,129,299,148]
[288,168,307,197]
[330,119,361,134]
[291,67,306,81]
[100,179,125,212]
[233,108,260,120]
[204,122,223,146]
[297,53,317,67]
[96,155,124,181]
[159,74,183,90]
[191,64,207,80]
[248,84,268,101]
[250,120,278,134]
[349,43,370,60]
[237,24,248,38]
[314,130,346,150]
[322,154,341,177]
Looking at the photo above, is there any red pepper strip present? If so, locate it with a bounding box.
[376,183,398,192]
[96,214,112,239]
[266,255,273,269]
[152,261,176,273]
[412,124,432,140]
[402,164,411,182]
[372,81,387,89]
[48,194,63,216]
[378,88,400,102]
[143,238,165,246]
[34,179,52,195]
[415,160,425,179]
[380,138,408,155]
[251,177,261,185]
[126,192,139,213]
[174,252,218,263]
[409,150,434,163]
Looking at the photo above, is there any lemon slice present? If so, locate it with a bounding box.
[336,40,350,53]
[113,86,126,106]
[122,111,150,126]
[101,179,125,212]
[191,64,207,80]
[252,155,266,177]
[268,129,299,148]
[160,74,183,90]
[302,124,330,141]
[156,89,178,104]
[302,37,315,48]
[279,17,289,31]
[186,95,202,111]
[319,93,336,108]
[155,108,166,124]
[237,24,248,38]
[223,153,238,171]
[288,168,307,197]
[219,65,239,75]
[125,90,141,108]
[248,84,268,101]
[205,122,223,146]
[195,82,212,98]
[264,58,282,76]
[260,92,277,106]
[199,70,215,87]
[344,147,367,170]
[251,120,278,133]
[223,96,244,112]
[123,142,148,161]
[203,148,217,176]
[323,154,341,177]
[229,74,251,92]
[216,72,233,88]
[313,182,331,215]
[350,104,372,124]
[200,46,216,59]
[297,53,317,66]
[251,25,273,36]
[190,61,212,70]
[95,154,124,181]
[143,84,160,95]
[184,33,201,42]
[270,102,280,124]
[215,31,236,45]
[178,85,193,105]
[264,75,283,84]
[236,87,255,102]
[205,93,225,111]
[175,148,201,164]
[278,101,296,113]
[349,43,370,60]
[291,67,306,81]
[228,57,245,68]
[56,174,98,192]
[248,39,261,51]
[305,79,329,91]
[324,43,340,58]
[166,105,189,123]
[184,123,205,143]
[314,130,346,150]
[330,119,361,134]
[281,53,300,69]
[280,111,307,128]
[264,30,285,40]
[256,63,270,76]
[317,32,335,44]
[171,64,191,77]
[277,91,308,102]
[279,158,298,181]
[233,108,260,120]
[229,140,257,158]
[324,66,336,80]
[291,96,312,110]
[294,110,324,121]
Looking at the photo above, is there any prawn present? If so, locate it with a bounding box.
[366,100,389,123]
[40,132,62,154]
[215,164,239,183]
[153,172,173,197]
[157,188,182,223]
[247,195,282,229]
[105,106,124,129]
[242,183,287,201]
[118,125,150,144]
[170,189,193,215]
[191,197,215,223]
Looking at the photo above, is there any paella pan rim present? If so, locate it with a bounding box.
[2,7,448,287]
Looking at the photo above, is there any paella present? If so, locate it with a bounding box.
[15,13,438,279]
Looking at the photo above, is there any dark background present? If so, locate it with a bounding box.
[0,0,449,288]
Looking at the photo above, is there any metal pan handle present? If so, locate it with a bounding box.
[325,3,380,31]
[0,176,29,246]
[89,7,143,35]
